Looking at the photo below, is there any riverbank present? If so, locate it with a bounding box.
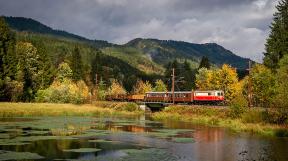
[152,105,288,137]
[0,102,143,117]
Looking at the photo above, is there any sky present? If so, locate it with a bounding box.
[0,0,279,62]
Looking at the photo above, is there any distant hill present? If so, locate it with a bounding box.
[126,38,250,69]
[4,16,113,48]
[3,16,250,70]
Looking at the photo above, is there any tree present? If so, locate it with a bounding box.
[71,46,83,81]
[132,80,152,94]
[96,78,107,100]
[264,0,288,70]
[55,62,73,82]
[195,64,239,103]
[91,52,102,85]
[195,68,213,90]
[198,56,211,69]
[0,17,17,79]
[107,80,127,97]
[218,64,239,103]
[245,64,276,107]
[274,55,288,108]
[0,17,17,100]
[16,42,52,101]
[154,79,167,92]
[36,62,89,104]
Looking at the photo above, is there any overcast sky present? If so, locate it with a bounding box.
[0,0,278,62]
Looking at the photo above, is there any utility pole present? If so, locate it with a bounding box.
[95,74,98,87]
[248,61,253,108]
[172,68,175,104]
[95,74,98,100]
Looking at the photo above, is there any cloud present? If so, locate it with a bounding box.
[0,0,279,62]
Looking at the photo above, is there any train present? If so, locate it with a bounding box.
[107,90,225,105]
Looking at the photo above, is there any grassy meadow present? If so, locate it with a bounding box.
[0,102,143,117]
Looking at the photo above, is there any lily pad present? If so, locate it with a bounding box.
[172,137,195,143]
[118,148,178,161]
[63,148,101,153]
[147,129,193,138]
[88,139,118,143]
[0,151,44,160]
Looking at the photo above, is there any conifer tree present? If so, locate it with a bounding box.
[71,46,83,81]
[0,17,17,100]
[264,0,288,70]
[198,56,210,69]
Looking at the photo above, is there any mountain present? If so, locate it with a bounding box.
[126,38,250,69]
[3,16,250,72]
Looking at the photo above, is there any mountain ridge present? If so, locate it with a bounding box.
[3,16,250,69]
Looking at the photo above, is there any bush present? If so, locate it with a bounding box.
[113,102,139,112]
[35,80,89,104]
[241,109,263,123]
[229,104,246,119]
[262,108,288,124]
[228,93,248,119]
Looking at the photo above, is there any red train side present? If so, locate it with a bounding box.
[144,90,224,104]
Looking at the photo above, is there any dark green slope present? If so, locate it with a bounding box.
[4,16,113,48]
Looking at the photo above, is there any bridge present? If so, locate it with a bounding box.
[137,101,173,111]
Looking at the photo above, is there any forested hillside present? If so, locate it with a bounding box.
[126,38,250,69]
[0,16,252,103]
[4,16,250,69]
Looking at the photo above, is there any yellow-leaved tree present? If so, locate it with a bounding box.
[218,64,239,103]
[195,68,213,90]
[36,62,89,104]
[107,80,127,98]
[153,79,167,92]
[196,64,239,103]
[132,80,152,94]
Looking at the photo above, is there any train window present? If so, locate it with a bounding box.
[217,92,221,96]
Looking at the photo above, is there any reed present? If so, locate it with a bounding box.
[0,102,142,117]
[152,105,288,137]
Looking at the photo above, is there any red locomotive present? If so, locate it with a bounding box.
[144,90,224,104]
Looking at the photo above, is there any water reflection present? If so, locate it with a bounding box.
[0,115,287,161]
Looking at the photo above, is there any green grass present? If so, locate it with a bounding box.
[152,105,288,137]
[0,102,143,117]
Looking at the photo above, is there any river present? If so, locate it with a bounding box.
[0,115,287,161]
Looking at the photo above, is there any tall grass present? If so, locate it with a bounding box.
[152,105,288,137]
[0,102,142,117]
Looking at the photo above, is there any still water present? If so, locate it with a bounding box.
[0,115,287,161]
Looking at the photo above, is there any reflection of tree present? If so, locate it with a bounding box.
[10,139,86,159]
[109,125,152,133]
[193,128,224,142]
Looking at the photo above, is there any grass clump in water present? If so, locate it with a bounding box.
[63,148,101,153]
[172,137,195,143]
[50,124,90,136]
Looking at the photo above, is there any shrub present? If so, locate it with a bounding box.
[241,109,263,123]
[262,108,288,124]
[229,104,246,119]
[113,102,139,112]
[228,93,248,119]
[35,80,89,104]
